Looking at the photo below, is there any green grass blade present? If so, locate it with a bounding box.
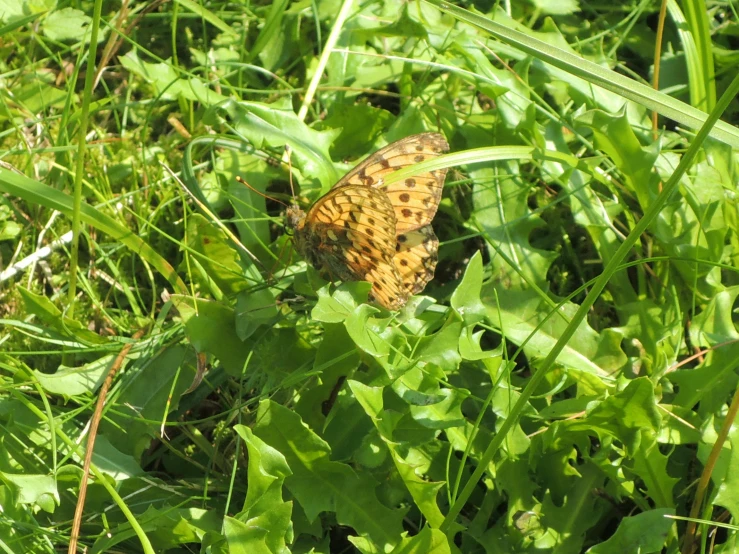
[174,0,239,37]
[427,0,739,147]
[0,169,186,294]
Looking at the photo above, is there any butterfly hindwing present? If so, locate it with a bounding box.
[395,225,438,295]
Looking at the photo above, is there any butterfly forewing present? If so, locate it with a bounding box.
[333,133,449,234]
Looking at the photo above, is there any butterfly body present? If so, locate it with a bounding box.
[286,133,449,310]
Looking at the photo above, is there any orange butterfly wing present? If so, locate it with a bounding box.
[286,133,448,309]
[289,185,408,310]
[332,132,449,234]
[394,225,439,296]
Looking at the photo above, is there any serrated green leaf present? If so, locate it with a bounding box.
[253,400,404,550]
[630,435,678,509]
[233,426,293,553]
[566,378,661,456]
[388,525,451,553]
[345,304,390,357]
[451,250,486,325]
[171,295,248,376]
[350,381,447,529]
[414,320,462,372]
[586,508,674,553]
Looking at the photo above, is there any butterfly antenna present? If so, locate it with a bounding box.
[235,176,288,208]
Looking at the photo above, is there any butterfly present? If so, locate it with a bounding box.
[285,132,449,310]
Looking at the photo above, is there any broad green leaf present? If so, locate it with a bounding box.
[409,387,466,430]
[235,288,278,341]
[0,485,52,551]
[414,320,463,372]
[320,103,394,160]
[294,323,359,431]
[98,345,196,459]
[577,109,660,210]
[9,76,69,113]
[0,0,34,22]
[481,289,626,377]
[617,299,682,376]
[253,400,404,550]
[0,472,57,512]
[218,98,339,189]
[185,214,249,296]
[86,436,144,481]
[671,287,739,412]
[223,516,272,554]
[246,0,288,66]
[345,304,391,358]
[532,446,581,506]
[458,326,503,361]
[531,0,578,15]
[539,119,638,308]
[119,51,227,105]
[33,355,113,397]
[0,219,21,241]
[351,381,447,529]
[537,463,605,552]
[233,426,293,553]
[42,7,92,41]
[586,509,674,553]
[171,295,249,376]
[472,160,556,291]
[311,283,356,322]
[91,504,220,553]
[361,5,427,39]
[655,405,701,445]
[254,328,314,380]
[565,378,661,456]
[630,435,678,509]
[451,250,486,325]
[387,525,451,553]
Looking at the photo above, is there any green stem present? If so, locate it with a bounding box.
[296,0,355,122]
[67,0,105,315]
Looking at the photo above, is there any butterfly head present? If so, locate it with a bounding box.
[285,204,305,230]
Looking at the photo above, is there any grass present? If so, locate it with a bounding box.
[1,0,739,552]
